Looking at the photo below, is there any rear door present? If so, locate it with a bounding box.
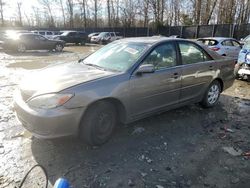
[221,39,235,57]
[177,41,215,103]
[231,40,242,58]
[67,32,77,43]
[34,35,52,50]
[129,42,181,118]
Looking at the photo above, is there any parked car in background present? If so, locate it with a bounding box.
[31,30,62,39]
[0,30,31,41]
[14,37,235,146]
[3,33,65,52]
[54,31,87,45]
[87,32,100,42]
[91,32,123,44]
[197,37,242,59]
[234,40,250,81]
[240,34,250,45]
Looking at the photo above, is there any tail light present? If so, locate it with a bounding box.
[210,47,220,51]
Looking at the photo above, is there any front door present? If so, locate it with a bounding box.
[129,42,181,118]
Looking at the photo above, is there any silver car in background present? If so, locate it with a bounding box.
[14,37,235,146]
[197,37,242,59]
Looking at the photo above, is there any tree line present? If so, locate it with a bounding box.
[0,0,249,29]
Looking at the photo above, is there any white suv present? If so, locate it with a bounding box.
[197,37,242,59]
[31,31,62,39]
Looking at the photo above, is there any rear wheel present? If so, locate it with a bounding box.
[79,101,117,146]
[55,43,63,52]
[247,76,250,82]
[80,40,85,45]
[17,43,26,53]
[234,64,240,79]
[200,80,221,108]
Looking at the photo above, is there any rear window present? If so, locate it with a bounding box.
[39,32,45,35]
[197,39,218,46]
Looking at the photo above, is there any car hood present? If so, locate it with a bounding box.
[19,62,116,98]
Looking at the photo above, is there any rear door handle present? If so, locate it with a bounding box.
[209,65,214,70]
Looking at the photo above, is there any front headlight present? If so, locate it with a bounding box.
[27,93,73,109]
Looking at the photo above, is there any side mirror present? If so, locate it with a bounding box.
[136,64,155,75]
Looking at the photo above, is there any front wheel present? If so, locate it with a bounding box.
[79,101,117,146]
[17,43,26,53]
[200,80,221,108]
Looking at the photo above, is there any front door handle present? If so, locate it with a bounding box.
[209,65,214,70]
[173,72,179,79]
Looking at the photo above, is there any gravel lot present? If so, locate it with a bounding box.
[0,45,250,188]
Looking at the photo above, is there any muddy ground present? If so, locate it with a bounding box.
[0,45,250,188]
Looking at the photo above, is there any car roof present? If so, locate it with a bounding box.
[119,36,186,44]
[198,37,236,41]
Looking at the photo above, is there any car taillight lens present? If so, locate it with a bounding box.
[210,47,220,51]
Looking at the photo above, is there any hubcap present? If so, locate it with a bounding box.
[95,112,113,140]
[18,44,25,52]
[207,84,220,104]
[56,44,62,51]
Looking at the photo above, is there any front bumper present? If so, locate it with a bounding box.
[14,91,85,139]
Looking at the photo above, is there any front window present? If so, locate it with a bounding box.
[81,42,148,72]
[142,43,177,70]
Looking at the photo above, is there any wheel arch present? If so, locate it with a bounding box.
[81,97,127,124]
[213,78,224,92]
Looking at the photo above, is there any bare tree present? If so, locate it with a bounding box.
[58,0,66,27]
[16,2,22,26]
[0,0,5,26]
[66,0,74,28]
[107,0,111,27]
[38,0,55,26]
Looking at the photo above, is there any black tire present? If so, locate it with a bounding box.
[80,41,85,46]
[79,101,117,146]
[247,76,250,82]
[234,64,240,79]
[200,80,221,108]
[55,43,63,52]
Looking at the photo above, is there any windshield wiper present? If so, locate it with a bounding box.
[84,63,106,70]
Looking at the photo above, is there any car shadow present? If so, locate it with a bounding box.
[30,94,249,187]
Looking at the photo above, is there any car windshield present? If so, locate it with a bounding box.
[98,32,108,37]
[61,32,69,36]
[244,35,250,41]
[243,41,250,49]
[81,41,148,72]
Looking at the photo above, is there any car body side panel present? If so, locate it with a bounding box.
[179,61,215,103]
[129,67,181,118]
